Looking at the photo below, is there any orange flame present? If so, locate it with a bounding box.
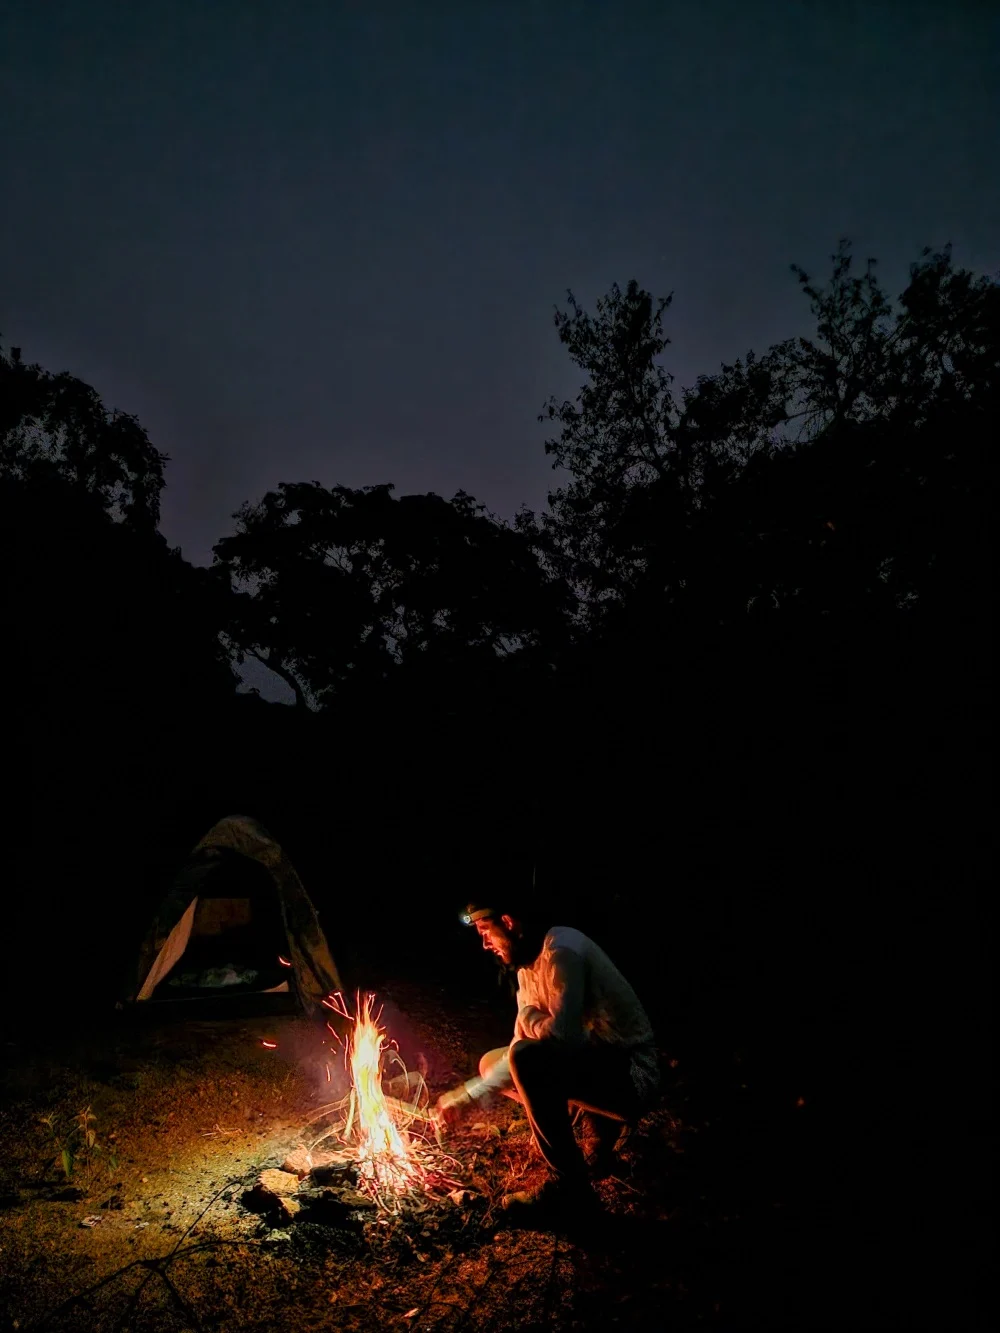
[303,990,462,1212]
[344,994,425,1198]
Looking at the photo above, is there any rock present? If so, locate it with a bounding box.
[309,1153,354,1185]
[258,1169,299,1197]
[312,1148,352,1169]
[280,1147,313,1178]
[281,1145,353,1178]
[336,1187,376,1209]
[296,1188,355,1227]
[243,1169,301,1215]
[277,1196,301,1221]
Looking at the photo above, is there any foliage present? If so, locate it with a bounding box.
[214,482,569,708]
[38,1105,118,1190]
[535,242,996,635]
[0,340,167,531]
[535,280,684,611]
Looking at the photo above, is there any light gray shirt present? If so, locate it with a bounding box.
[465,926,659,1102]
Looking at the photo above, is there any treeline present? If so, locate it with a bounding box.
[1,243,992,1060]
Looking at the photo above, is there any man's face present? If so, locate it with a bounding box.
[475,914,518,966]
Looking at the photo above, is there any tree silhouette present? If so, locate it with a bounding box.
[214,481,570,709]
[1,339,167,531]
[533,244,996,641]
[533,280,686,620]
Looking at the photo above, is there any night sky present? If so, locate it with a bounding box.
[3,2,997,560]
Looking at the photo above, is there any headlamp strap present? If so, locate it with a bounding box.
[464,907,494,924]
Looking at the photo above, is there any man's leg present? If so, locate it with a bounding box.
[507,1038,640,1182]
[567,1057,640,1176]
[508,1038,585,1181]
[578,1110,628,1175]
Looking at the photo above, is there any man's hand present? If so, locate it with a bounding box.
[433,1083,473,1131]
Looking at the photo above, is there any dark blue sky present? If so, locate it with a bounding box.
[3,0,998,573]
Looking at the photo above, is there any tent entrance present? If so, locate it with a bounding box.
[146,859,295,1001]
[129,815,341,1018]
[151,898,294,1001]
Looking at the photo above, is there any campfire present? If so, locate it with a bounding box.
[277,991,464,1217]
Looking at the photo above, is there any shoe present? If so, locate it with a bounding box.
[501,1174,603,1229]
[581,1117,630,1178]
[582,1138,618,1178]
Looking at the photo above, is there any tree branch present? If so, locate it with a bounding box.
[244,650,309,709]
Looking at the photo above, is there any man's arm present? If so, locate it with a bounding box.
[462,1048,513,1102]
[515,947,586,1047]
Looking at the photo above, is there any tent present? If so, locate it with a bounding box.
[127,815,342,1016]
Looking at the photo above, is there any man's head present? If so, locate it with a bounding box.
[462,902,539,968]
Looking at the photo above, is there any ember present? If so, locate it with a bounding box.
[303,992,463,1215]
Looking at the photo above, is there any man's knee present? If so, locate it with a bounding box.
[508,1037,547,1084]
[479,1046,509,1080]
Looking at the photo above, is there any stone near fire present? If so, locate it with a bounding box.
[280,1147,314,1178]
[312,1148,351,1169]
[335,1186,377,1209]
[309,1152,354,1185]
[280,1145,353,1178]
[243,1168,301,1213]
[259,1169,300,1196]
[295,1188,355,1227]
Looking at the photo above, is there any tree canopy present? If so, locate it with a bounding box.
[1,340,167,531]
[533,243,995,643]
[214,482,570,709]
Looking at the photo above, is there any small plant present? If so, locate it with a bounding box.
[38,1105,118,1190]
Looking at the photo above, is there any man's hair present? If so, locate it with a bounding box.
[479,898,550,969]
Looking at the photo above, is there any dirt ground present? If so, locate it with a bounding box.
[0,980,824,1331]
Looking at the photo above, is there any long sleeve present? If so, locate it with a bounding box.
[462,1049,513,1102]
[516,947,586,1048]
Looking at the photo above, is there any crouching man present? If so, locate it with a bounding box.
[434,900,659,1223]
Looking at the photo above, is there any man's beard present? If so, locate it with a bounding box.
[494,937,537,997]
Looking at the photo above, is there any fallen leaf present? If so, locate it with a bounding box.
[80,1215,103,1228]
[404,1310,419,1320]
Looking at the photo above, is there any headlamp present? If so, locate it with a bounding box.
[461,906,494,926]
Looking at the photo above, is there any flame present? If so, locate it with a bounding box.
[301,990,463,1213]
[346,994,425,1197]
